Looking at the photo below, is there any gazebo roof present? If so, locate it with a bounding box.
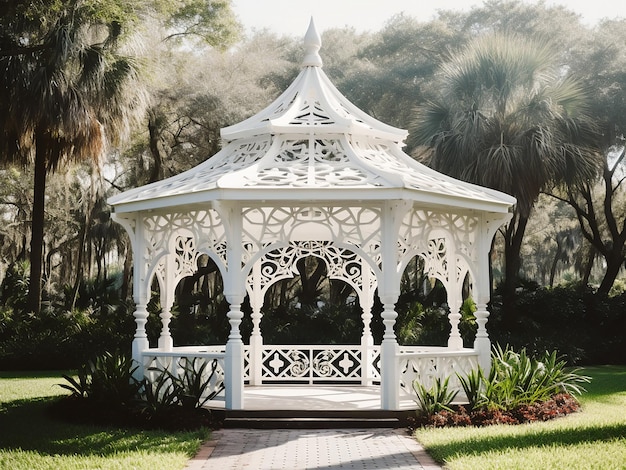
[109,19,515,215]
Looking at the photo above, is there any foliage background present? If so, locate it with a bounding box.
[0,0,625,369]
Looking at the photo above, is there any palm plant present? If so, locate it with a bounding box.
[60,350,141,406]
[0,1,146,314]
[484,346,590,410]
[413,376,459,417]
[411,33,601,319]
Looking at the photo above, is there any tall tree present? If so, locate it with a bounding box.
[0,1,146,313]
[0,1,241,312]
[410,33,601,319]
[551,19,626,294]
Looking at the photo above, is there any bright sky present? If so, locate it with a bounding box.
[232,0,623,37]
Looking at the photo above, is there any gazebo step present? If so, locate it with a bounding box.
[222,410,413,429]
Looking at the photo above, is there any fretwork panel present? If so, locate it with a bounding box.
[247,241,367,295]
[398,352,479,402]
[241,205,383,249]
[260,346,364,384]
[142,352,226,405]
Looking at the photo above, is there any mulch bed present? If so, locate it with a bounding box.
[410,393,581,428]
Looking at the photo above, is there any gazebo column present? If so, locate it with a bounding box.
[474,300,490,371]
[131,300,150,381]
[224,203,245,410]
[473,214,508,371]
[130,218,150,382]
[473,253,492,371]
[225,293,245,409]
[249,260,264,386]
[380,294,399,410]
[379,201,405,411]
[360,264,375,385]
[447,297,463,350]
[447,242,463,350]
[157,304,174,350]
[158,256,175,351]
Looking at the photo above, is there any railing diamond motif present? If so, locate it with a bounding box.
[268,352,285,374]
[338,353,354,374]
[259,346,370,384]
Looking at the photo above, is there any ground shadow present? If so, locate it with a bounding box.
[0,397,205,458]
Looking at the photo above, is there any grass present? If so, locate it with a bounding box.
[414,365,626,469]
[0,370,209,470]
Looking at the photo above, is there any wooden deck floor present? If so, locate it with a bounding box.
[207,385,418,411]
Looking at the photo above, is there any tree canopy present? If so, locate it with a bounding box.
[0,0,624,326]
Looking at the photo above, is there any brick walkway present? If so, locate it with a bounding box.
[185,428,442,470]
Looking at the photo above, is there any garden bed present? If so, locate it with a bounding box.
[411,392,580,428]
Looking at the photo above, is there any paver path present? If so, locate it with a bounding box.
[185,428,442,470]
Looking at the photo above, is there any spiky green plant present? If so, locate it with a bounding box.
[138,369,180,414]
[413,376,459,416]
[169,357,225,409]
[59,350,140,406]
[457,367,485,411]
[484,346,590,409]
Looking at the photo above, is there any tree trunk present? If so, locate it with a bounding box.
[26,141,47,314]
[549,239,563,288]
[501,213,529,324]
[296,257,326,308]
[121,242,132,302]
[70,218,88,310]
[597,248,625,295]
[148,111,164,184]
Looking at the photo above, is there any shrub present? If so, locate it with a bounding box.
[177,357,224,408]
[137,369,180,415]
[416,347,589,428]
[413,376,458,417]
[482,346,589,410]
[59,350,141,407]
[489,283,626,365]
[56,351,225,430]
[457,367,485,411]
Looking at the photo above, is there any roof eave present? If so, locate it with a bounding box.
[109,186,514,215]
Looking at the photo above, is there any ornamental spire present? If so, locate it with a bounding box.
[302,17,323,67]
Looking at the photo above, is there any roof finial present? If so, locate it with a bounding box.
[302,17,322,67]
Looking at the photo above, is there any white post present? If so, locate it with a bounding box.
[223,202,245,410]
[249,260,264,385]
[443,239,463,350]
[379,201,405,411]
[157,306,173,350]
[131,215,150,382]
[447,297,463,350]
[225,295,245,409]
[472,213,510,372]
[158,256,174,351]
[360,264,375,385]
[474,301,490,371]
[131,303,150,381]
[380,296,399,410]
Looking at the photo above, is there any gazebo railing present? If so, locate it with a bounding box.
[398,347,479,402]
[139,345,478,405]
[251,345,381,384]
[141,348,226,405]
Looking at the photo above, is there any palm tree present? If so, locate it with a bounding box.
[0,1,145,314]
[410,33,601,320]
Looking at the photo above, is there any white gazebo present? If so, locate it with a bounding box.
[108,20,515,411]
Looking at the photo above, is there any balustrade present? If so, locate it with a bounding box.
[398,347,479,402]
[253,345,380,384]
[139,345,477,407]
[141,348,226,404]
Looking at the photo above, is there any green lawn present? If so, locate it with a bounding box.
[2,367,625,469]
[415,365,626,469]
[0,371,208,470]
